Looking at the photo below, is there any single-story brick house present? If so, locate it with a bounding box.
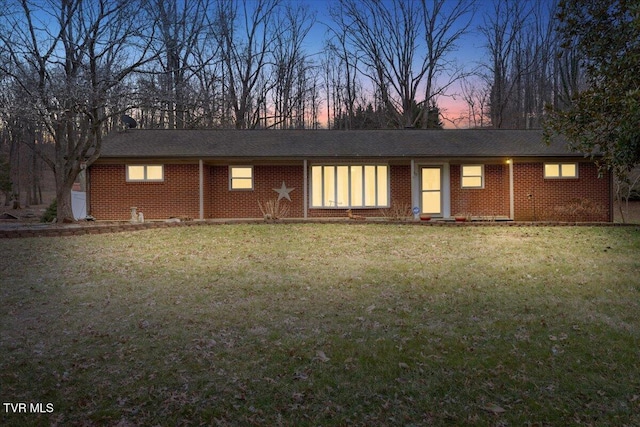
[88,129,613,222]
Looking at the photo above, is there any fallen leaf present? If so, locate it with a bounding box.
[398,362,409,369]
[483,404,506,414]
[315,350,330,362]
[293,371,308,381]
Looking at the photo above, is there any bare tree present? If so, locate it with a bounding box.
[271,3,315,129]
[330,0,474,128]
[324,27,362,129]
[459,76,491,128]
[479,0,561,129]
[0,0,156,221]
[480,0,532,128]
[418,0,476,128]
[145,0,212,129]
[215,0,281,129]
[552,38,587,111]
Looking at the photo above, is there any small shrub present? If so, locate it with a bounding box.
[41,199,57,223]
[258,198,290,220]
[380,202,412,221]
[551,198,606,221]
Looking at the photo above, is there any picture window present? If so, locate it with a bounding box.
[311,164,389,208]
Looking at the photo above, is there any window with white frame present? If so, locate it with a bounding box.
[229,166,253,190]
[126,165,164,182]
[311,164,389,208]
[461,165,484,188]
[544,163,578,178]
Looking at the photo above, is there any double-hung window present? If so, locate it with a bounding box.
[229,166,253,190]
[461,165,484,188]
[126,165,164,182]
[311,164,389,208]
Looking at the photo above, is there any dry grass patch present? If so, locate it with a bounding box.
[1,224,640,426]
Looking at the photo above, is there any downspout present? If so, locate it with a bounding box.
[303,159,308,219]
[199,159,204,220]
[85,164,91,217]
[509,159,514,220]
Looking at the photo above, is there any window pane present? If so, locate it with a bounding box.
[232,178,253,189]
[311,166,323,207]
[561,163,577,177]
[462,176,482,188]
[128,165,145,180]
[350,166,363,207]
[545,164,560,177]
[462,165,482,177]
[377,166,388,206]
[146,165,163,180]
[422,192,441,214]
[336,166,349,207]
[422,168,440,190]
[364,165,376,206]
[232,167,252,178]
[324,166,335,206]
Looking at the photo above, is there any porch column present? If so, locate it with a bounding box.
[508,159,514,220]
[442,163,451,218]
[199,159,204,220]
[303,159,308,219]
[411,159,418,219]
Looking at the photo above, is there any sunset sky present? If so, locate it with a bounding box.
[301,0,488,127]
[296,0,555,128]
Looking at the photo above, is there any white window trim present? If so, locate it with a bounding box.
[126,164,164,182]
[310,164,390,209]
[229,165,254,191]
[544,162,579,179]
[461,164,484,189]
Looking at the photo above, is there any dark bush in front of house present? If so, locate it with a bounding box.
[41,199,57,222]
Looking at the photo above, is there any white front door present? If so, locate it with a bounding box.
[421,167,442,216]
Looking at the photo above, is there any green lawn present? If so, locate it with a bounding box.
[1,224,639,426]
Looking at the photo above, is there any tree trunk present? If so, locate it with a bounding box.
[9,133,20,209]
[55,173,74,222]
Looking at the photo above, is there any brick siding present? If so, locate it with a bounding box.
[450,164,510,218]
[513,162,611,221]
[89,164,201,220]
[210,165,305,218]
[89,161,611,222]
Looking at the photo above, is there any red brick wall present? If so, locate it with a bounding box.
[513,162,611,221]
[450,164,510,217]
[90,161,611,222]
[89,164,201,220]
[210,165,305,218]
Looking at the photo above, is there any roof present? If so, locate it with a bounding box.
[99,129,583,159]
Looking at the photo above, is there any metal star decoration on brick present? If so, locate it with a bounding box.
[273,181,294,201]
